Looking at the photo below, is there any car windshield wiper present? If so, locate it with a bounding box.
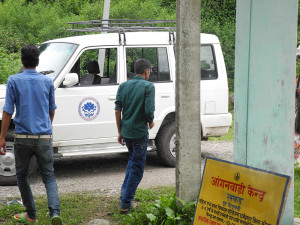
[39,70,54,75]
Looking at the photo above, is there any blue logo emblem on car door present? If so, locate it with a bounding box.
[78,97,100,121]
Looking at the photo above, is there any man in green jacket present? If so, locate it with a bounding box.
[115,58,155,214]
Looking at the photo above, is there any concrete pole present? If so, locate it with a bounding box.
[98,0,111,77]
[176,0,201,202]
[234,0,298,223]
[102,0,110,23]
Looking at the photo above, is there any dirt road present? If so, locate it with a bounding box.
[0,140,233,201]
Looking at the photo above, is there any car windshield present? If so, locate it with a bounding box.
[36,43,78,80]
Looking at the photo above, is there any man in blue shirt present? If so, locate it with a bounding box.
[115,58,155,214]
[0,44,62,225]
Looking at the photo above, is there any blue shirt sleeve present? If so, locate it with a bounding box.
[3,77,15,115]
[49,81,57,111]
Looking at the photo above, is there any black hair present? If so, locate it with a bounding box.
[134,58,151,75]
[21,44,40,68]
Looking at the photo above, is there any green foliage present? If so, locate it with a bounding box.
[114,186,176,224]
[1,184,300,224]
[201,0,236,25]
[297,60,300,78]
[114,189,196,225]
[295,166,300,217]
[228,77,234,93]
[0,0,237,84]
[0,28,24,53]
[201,0,236,80]
[146,193,196,225]
[0,47,21,83]
[0,0,68,44]
[110,0,175,20]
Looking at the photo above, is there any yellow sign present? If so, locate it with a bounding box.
[193,157,291,225]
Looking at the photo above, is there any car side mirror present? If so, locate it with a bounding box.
[63,73,79,87]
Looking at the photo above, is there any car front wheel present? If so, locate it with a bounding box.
[0,142,37,186]
[156,121,176,167]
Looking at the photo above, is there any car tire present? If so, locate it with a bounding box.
[156,121,176,167]
[0,142,37,186]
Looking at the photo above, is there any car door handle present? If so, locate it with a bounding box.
[160,94,171,98]
[108,96,116,100]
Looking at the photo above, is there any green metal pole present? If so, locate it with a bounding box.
[234,0,298,223]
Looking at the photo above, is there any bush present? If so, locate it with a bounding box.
[201,0,236,80]
[110,0,175,20]
[0,0,84,45]
[0,28,24,53]
[0,47,21,83]
[146,193,196,225]
[0,0,237,85]
[115,192,196,225]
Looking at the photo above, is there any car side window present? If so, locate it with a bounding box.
[68,48,118,86]
[201,45,218,80]
[126,47,171,82]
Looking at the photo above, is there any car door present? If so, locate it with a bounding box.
[124,46,175,137]
[53,46,124,145]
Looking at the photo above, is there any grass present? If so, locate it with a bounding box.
[295,167,300,217]
[1,174,300,224]
[0,186,175,225]
[0,192,117,225]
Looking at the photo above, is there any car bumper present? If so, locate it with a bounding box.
[202,113,232,137]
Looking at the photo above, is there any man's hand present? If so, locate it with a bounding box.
[118,133,125,146]
[115,110,125,146]
[149,122,155,130]
[0,111,12,155]
[0,137,6,155]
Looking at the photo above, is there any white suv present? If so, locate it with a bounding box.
[0,20,232,185]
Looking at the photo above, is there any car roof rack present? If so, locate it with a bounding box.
[67,19,176,45]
